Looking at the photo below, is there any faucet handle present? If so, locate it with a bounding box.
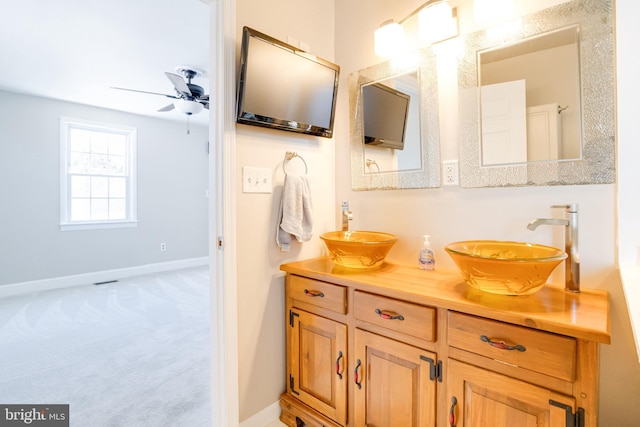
[551,203,578,213]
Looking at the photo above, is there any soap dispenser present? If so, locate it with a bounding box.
[419,235,435,271]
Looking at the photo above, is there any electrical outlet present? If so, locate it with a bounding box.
[242,166,272,194]
[443,160,459,186]
[160,243,167,251]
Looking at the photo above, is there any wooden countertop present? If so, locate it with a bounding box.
[281,257,611,344]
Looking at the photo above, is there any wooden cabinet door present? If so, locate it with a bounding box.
[289,309,347,425]
[354,329,437,427]
[447,359,578,427]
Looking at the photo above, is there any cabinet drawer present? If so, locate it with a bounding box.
[448,312,576,381]
[289,275,347,314]
[354,291,436,342]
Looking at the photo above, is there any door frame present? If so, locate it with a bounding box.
[208,0,239,425]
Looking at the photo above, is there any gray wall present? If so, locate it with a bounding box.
[0,90,209,285]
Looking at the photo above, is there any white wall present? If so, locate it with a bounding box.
[0,90,209,286]
[333,0,640,425]
[234,0,336,422]
[616,0,640,361]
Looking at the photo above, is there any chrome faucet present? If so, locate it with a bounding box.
[527,204,580,292]
[342,200,353,231]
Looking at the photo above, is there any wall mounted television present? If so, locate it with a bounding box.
[362,82,410,150]
[236,26,340,138]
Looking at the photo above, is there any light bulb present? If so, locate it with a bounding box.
[374,20,404,58]
[419,1,456,44]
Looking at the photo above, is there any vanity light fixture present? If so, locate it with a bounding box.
[374,0,458,58]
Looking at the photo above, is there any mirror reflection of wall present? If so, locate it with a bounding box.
[362,72,421,173]
[478,25,581,166]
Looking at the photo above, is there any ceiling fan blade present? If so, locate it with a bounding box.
[165,72,192,96]
[200,94,209,101]
[158,104,175,112]
[111,86,178,99]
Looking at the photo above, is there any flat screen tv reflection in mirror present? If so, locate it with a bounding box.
[362,82,410,150]
[236,26,340,138]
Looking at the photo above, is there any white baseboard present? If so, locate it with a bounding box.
[0,257,209,298]
[239,401,282,427]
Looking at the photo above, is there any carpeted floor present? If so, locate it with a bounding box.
[0,267,211,427]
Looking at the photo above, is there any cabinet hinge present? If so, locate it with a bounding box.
[289,374,299,395]
[289,310,299,327]
[420,355,442,382]
[549,400,584,427]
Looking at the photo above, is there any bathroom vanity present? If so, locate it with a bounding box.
[279,257,610,427]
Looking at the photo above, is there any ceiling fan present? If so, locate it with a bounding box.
[112,66,209,116]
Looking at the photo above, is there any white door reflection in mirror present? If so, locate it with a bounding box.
[478,25,581,165]
[480,79,527,165]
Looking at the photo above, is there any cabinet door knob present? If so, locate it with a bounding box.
[480,335,526,352]
[375,308,405,321]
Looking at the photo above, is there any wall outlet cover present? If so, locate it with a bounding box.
[443,160,459,186]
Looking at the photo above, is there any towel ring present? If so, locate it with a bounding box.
[365,158,380,173]
[283,151,308,175]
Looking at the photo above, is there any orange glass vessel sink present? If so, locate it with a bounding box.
[445,240,567,295]
[320,231,398,269]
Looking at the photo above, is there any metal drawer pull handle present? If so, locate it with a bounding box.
[335,351,344,380]
[354,359,362,389]
[449,396,458,427]
[480,335,526,352]
[375,308,405,321]
[304,289,324,297]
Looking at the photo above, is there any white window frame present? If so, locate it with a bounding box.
[60,117,138,231]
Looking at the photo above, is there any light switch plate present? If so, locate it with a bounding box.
[242,166,272,193]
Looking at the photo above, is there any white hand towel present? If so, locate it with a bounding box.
[276,175,313,251]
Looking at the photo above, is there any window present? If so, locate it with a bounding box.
[60,117,137,230]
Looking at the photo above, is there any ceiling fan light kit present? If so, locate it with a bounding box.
[174,99,204,115]
[112,66,209,117]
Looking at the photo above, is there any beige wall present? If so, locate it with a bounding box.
[333,0,640,426]
[235,0,336,422]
